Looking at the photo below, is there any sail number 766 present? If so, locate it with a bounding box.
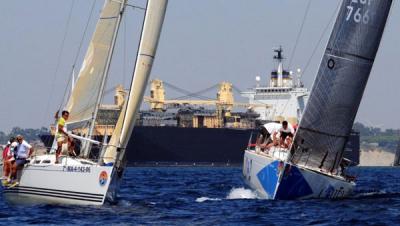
[346,0,371,24]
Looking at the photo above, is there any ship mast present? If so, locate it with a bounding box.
[270,46,291,88]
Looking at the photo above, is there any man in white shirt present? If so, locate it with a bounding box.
[257,122,282,150]
[257,121,295,150]
[10,135,33,184]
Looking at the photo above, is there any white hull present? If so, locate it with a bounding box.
[243,150,355,199]
[2,155,116,205]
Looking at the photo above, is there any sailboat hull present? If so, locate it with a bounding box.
[2,155,115,205]
[243,150,355,200]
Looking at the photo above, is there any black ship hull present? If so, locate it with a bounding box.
[40,126,359,166]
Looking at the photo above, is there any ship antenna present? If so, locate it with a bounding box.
[273,46,284,63]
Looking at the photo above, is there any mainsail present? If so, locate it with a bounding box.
[102,0,168,164]
[290,0,392,172]
[65,0,125,128]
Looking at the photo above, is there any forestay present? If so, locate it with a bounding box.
[290,0,392,172]
[65,0,125,127]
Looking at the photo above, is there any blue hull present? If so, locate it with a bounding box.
[243,150,355,200]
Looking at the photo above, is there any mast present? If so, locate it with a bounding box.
[289,0,392,172]
[102,0,168,166]
[82,0,127,157]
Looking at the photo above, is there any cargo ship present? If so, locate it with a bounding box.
[40,48,360,166]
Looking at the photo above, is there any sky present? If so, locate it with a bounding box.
[0,0,400,132]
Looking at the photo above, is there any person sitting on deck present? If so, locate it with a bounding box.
[1,137,17,185]
[56,110,70,163]
[278,121,295,148]
[10,135,33,185]
[281,133,294,149]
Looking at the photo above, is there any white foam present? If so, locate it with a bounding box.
[226,187,259,200]
[195,197,222,203]
[118,200,133,207]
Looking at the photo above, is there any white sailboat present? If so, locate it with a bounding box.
[243,0,392,199]
[2,0,168,205]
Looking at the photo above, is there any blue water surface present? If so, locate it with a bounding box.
[0,167,400,225]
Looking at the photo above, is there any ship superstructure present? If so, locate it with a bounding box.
[241,47,309,125]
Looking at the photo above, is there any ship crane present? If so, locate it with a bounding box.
[143,79,271,113]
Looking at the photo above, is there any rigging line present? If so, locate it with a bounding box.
[288,0,312,69]
[117,0,147,151]
[71,85,121,117]
[125,4,146,11]
[71,0,97,70]
[302,0,341,77]
[174,84,219,100]
[42,0,76,125]
[122,9,127,86]
[173,91,214,100]
[60,0,97,110]
[174,94,214,101]
[231,85,243,94]
[163,81,212,100]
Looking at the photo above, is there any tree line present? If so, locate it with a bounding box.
[353,122,399,150]
[0,127,50,144]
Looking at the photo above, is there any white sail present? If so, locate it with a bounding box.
[102,0,168,164]
[102,102,126,164]
[66,0,125,127]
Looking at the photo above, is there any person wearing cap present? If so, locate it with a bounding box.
[10,135,33,185]
[56,110,70,163]
[1,137,17,185]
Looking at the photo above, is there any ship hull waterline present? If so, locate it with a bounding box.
[243,150,355,199]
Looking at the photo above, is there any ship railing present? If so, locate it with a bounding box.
[34,137,120,165]
[251,145,288,161]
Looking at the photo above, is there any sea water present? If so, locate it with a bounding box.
[0,167,399,225]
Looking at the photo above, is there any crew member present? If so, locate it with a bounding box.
[10,135,33,185]
[56,110,70,163]
[257,122,281,151]
[279,121,295,147]
[1,137,16,185]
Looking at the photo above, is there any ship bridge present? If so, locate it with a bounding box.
[241,47,309,125]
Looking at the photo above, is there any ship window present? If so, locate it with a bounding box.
[42,160,51,164]
[34,160,41,164]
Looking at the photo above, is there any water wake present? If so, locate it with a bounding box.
[195,197,222,203]
[226,187,259,200]
[351,190,400,200]
[196,187,259,203]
